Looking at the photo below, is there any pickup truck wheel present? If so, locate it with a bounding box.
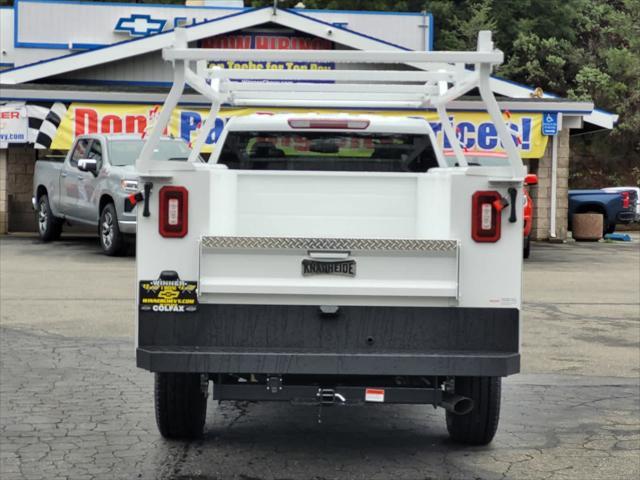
[99,204,126,256]
[155,373,207,439]
[37,194,63,241]
[523,235,531,259]
[446,376,501,445]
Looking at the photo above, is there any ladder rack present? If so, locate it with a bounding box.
[137,29,524,178]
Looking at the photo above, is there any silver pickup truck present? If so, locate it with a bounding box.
[32,134,193,255]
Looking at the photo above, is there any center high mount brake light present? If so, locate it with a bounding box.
[287,119,370,130]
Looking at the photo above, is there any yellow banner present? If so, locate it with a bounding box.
[51,103,548,158]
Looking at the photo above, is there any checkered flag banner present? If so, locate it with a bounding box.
[27,102,68,149]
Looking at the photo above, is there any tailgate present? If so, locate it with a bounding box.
[199,236,458,299]
[199,170,458,302]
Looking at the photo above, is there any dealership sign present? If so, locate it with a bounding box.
[0,104,28,148]
[201,33,333,50]
[49,103,548,158]
[15,2,428,51]
[202,32,335,73]
[114,14,167,37]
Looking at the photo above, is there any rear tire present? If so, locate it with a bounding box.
[99,203,127,256]
[155,373,208,439]
[446,376,501,445]
[605,223,616,235]
[523,235,531,259]
[37,194,63,241]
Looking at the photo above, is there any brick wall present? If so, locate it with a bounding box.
[0,150,7,234]
[529,129,570,240]
[556,129,570,240]
[6,146,37,233]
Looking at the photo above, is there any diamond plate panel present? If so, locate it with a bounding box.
[201,236,457,252]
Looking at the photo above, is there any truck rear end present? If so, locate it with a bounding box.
[135,30,525,445]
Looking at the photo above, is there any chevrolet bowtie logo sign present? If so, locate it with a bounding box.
[114,14,167,37]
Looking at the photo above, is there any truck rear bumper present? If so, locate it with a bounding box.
[118,219,136,234]
[137,347,519,376]
[137,305,519,377]
[617,211,637,223]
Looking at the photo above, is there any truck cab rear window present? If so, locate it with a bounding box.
[108,139,194,166]
[217,132,438,173]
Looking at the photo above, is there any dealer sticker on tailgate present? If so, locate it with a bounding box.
[139,278,198,313]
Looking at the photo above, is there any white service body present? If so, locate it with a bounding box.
[137,114,523,311]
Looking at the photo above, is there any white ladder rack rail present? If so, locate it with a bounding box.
[137,29,524,179]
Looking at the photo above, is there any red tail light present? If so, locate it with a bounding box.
[472,191,502,242]
[622,191,630,209]
[159,186,188,238]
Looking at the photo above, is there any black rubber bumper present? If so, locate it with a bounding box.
[137,305,520,377]
[617,211,636,223]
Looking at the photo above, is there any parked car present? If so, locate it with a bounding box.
[32,134,195,255]
[568,188,638,235]
[601,187,640,222]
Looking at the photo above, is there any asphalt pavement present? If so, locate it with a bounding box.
[1,233,639,480]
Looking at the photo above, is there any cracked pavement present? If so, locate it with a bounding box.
[1,234,639,479]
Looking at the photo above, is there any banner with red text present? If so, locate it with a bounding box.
[50,103,549,158]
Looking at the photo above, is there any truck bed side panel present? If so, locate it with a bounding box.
[33,160,64,217]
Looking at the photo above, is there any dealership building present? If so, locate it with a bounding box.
[0,0,617,238]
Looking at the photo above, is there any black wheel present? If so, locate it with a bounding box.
[155,373,208,439]
[446,376,501,445]
[36,193,63,241]
[523,235,531,259]
[605,223,616,235]
[99,203,126,256]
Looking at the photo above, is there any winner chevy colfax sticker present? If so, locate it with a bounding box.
[139,279,198,313]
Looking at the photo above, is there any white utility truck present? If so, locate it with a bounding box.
[135,30,524,445]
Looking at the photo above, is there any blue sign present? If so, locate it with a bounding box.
[114,14,167,37]
[542,112,558,136]
[179,113,225,145]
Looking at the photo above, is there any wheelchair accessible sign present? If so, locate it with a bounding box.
[542,112,558,136]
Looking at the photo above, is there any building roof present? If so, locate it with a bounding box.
[0,6,616,129]
[0,83,595,120]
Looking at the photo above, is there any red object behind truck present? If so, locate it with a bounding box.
[522,173,537,258]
